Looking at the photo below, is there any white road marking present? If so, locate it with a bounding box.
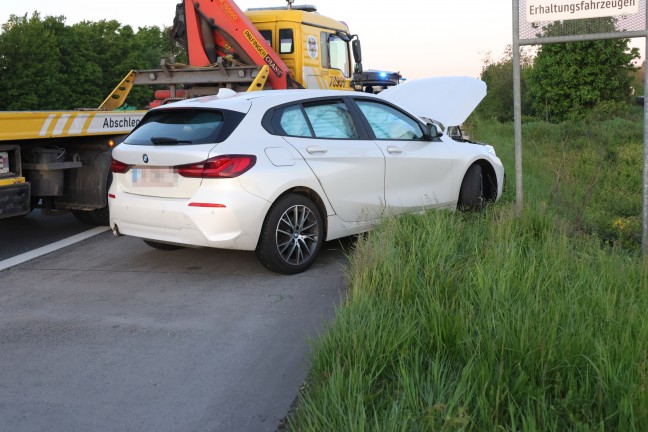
[0,226,110,271]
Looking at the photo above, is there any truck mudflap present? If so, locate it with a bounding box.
[56,150,111,211]
[0,181,30,219]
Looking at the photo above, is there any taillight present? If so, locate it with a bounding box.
[111,158,131,173]
[177,155,256,178]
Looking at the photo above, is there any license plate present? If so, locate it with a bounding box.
[0,152,8,174]
[131,167,178,187]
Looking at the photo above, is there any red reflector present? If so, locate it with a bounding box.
[111,158,131,174]
[188,203,226,208]
[108,194,116,199]
[177,155,256,178]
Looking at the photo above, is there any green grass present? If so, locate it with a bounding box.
[289,208,648,431]
[287,111,648,431]
[469,108,644,248]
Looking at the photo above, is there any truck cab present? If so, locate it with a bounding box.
[245,6,354,90]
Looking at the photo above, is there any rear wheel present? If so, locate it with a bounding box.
[143,239,184,251]
[458,164,484,211]
[256,194,324,275]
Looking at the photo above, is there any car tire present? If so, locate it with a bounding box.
[143,239,184,250]
[256,194,324,275]
[458,164,484,211]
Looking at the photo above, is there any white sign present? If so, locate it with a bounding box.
[526,0,639,22]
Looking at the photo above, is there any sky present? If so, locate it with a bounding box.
[1,0,645,80]
[1,0,516,80]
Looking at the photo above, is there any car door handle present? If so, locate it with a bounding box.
[386,146,403,155]
[306,146,328,154]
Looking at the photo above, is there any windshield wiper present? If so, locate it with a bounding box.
[150,136,193,145]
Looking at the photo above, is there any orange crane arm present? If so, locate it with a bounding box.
[178,0,299,89]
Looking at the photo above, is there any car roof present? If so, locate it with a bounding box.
[149,78,487,128]
[151,89,377,113]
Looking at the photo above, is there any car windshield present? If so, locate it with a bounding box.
[124,109,234,146]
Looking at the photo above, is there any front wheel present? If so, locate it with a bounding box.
[256,194,324,275]
[457,164,484,211]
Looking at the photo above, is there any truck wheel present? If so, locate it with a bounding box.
[87,205,110,226]
[256,194,323,274]
[72,210,95,225]
[457,164,484,211]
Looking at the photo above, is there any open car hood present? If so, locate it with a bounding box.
[377,76,486,128]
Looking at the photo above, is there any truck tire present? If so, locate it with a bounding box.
[87,204,110,226]
[72,209,96,225]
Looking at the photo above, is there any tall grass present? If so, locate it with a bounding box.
[469,107,644,248]
[288,110,648,431]
[289,208,648,431]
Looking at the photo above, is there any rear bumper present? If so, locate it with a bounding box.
[108,183,271,251]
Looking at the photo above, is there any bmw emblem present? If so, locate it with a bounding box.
[142,154,149,163]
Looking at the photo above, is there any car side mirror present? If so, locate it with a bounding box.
[426,123,443,140]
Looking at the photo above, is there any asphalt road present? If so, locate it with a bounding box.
[0,219,349,431]
[0,210,91,260]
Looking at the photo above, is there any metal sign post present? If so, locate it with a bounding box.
[512,0,648,256]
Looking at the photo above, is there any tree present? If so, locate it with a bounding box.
[477,46,534,122]
[528,17,639,122]
[0,13,68,110]
[0,13,182,110]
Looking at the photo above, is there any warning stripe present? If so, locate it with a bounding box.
[52,114,71,136]
[68,113,91,135]
[39,114,56,137]
[1,110,145,141]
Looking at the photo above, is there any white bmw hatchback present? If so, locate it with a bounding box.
[109,78,505,274]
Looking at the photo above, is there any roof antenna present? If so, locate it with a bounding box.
[286,0,294,9]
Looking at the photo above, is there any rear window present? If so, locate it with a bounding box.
[124,108,245,146]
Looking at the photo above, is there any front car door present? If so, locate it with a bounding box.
[352,99,456,215]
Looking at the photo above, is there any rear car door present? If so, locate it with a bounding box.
[276,99,385,222]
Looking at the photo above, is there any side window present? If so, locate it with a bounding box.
[304,101,358,139]
[277,105,312,137]
[259,30,272,48]
[279,29,294,54]
[327,35,350,77]
[320,32,330,68]
[356,101,424,140]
